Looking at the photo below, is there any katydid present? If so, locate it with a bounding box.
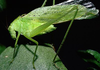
[8,0,99,69]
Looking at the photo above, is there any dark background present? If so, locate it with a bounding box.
[0,0,99,70]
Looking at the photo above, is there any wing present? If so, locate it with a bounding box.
[57,0,96,9]
[23,4,87,24]
[57,0,99,19]
[23,0,99,24]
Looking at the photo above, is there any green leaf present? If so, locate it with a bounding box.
[0,44,67,70]
[0,44,6,54]
[78,50,100,68]
[0,0,6,11]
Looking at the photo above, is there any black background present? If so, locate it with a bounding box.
[0,0,100,70]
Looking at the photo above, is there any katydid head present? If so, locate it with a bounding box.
[8,16,21,39]
[8,27,16,39]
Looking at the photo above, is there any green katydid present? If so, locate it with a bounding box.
[8,0,99,69]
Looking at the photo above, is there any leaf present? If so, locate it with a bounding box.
[0,0,6,11]
[78,50,100,68]
[0,44,67,70]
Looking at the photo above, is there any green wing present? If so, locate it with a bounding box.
[23,4,98,24]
